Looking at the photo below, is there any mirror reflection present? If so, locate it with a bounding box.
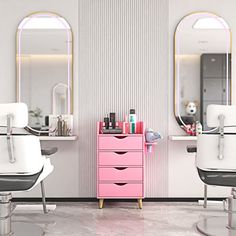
[174,12,231,135]
[52,83,68,115]
[16,12,73,129]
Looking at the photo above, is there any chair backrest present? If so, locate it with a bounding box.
[207,104,236,128]
[0,103,44,175]
[197,105,236,172]
[197,134,236,171]
[0,135,44,175]
[0,103,28,128]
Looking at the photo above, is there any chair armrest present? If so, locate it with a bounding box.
[41,147,58,156]
[187,145,197,153]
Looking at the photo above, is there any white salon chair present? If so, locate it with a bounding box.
[195,105,236,236]
[0,103,54,236]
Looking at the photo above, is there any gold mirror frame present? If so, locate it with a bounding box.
[174,11,232,134]
[16,11,74,115]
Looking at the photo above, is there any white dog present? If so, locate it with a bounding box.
[185,102,197,116]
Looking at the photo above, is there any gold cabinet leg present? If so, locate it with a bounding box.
[99,199,104,209]
[138,199,142,209]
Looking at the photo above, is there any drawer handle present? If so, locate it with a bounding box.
[114,167,127,171]
[114,136,127,139]
[114,151,127,155]
[114,183,127,186]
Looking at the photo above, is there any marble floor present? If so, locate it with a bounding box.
[12,201,227,236]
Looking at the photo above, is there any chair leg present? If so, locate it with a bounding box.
[203,184,208,208]
[40,181,48,214]
[0,193,12,235]
[197,189,236,235]
[0,193,44,235]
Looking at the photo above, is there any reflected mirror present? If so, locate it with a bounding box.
[174,12,231,135]
[52,83,68,115]
[16,12,73,128]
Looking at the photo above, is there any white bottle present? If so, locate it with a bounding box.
[196,121,202,135]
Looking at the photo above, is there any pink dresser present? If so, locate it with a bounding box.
[97,121,145,209]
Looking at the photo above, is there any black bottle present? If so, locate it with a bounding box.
[104,114,109,129]
[110,112,116,129]
[45,115,49,126]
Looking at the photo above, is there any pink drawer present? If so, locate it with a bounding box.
[99,167,143,181]
[98,136,143,150]
[98,183,143,197]
[99,151,143,166]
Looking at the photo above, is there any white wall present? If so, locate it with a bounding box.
[168,0,236,197]
[77,0,169,197]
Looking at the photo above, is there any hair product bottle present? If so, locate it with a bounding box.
[196,121,202,135]
[110,112,116,129]
[104,114,109,129]
[123,115,128,134]
[129,109,136,134]
[57,115,63,136]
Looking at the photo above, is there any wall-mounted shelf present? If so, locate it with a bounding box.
[39,136,78,141]
[169,135,197,141]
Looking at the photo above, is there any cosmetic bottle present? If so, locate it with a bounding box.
[115,122,119,129]
[45,115,49,126]
[123,115,128,134]
[62,120,68,136]
[129,109,136,134]
[57,115,63,136]
[104,114,109,129]
[110,112,116,129]
[196,121,202,135]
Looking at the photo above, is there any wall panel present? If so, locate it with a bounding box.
[78,0,169,197]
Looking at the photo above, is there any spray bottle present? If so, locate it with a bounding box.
[129,109,136,134]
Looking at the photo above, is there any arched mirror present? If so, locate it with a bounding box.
[52,83,68,115]
[174,12,231,135]
[16,12,73,128]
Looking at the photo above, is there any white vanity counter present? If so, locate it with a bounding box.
[169,135,197,141]
[39,136,78,141]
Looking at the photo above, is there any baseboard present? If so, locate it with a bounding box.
[144,198,226,202]
[12,197,226,202]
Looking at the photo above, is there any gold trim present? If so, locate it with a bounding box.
[15,11,74,114]
[173,11,232,127]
